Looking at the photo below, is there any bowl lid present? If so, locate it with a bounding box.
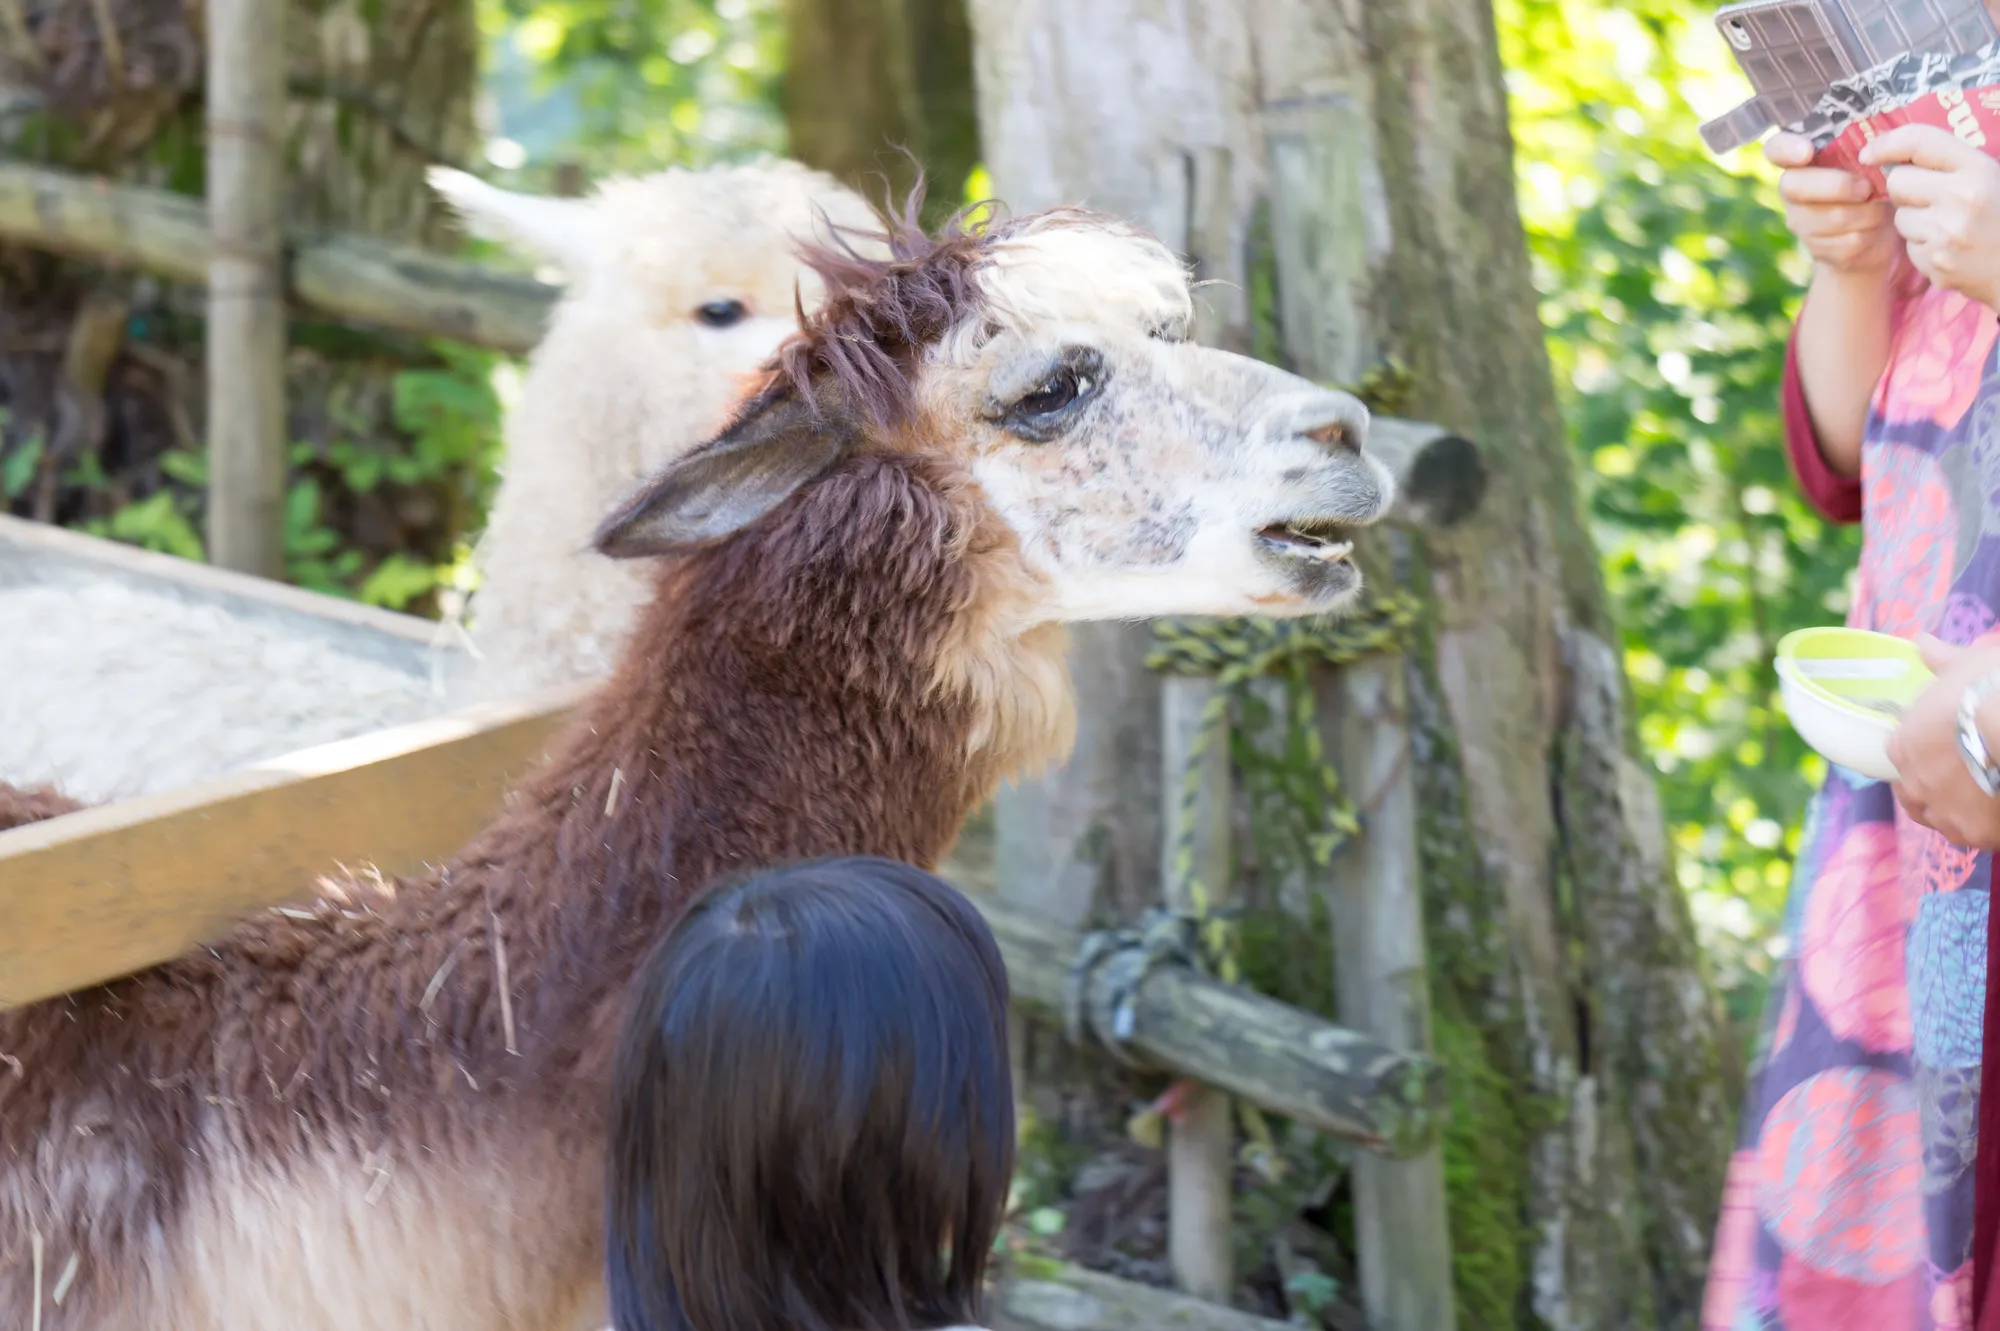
[1775,627,1932,723]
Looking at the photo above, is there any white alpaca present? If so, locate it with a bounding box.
[428,160,878,701]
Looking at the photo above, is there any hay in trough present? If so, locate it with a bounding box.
[0,577,445,803]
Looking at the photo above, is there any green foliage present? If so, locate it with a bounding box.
[1284,1270,1340,1318]
[480,0,783,180]
[1,425,41,501]
[81,490,205,561]
[291,344,507,608]
[70,346,508,615]
[1498,0,1859,1020]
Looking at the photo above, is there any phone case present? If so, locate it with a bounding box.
[1702,0,1999,153]
[1717,0,1858,130]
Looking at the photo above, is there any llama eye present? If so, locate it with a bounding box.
[1016,368,1082,418]
[996,349,1104,442]
[695,299,748,328]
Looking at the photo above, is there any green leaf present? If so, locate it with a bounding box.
[95,492,204,561]
[157,448,207,487]
[2,434,44,500]
[356,553,441,610]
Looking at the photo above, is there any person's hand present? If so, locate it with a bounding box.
[1861,123,2000,310]
[1887,635,2000,847]
[1768,130,1900,275]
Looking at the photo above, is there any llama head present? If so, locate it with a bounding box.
[593,203,1393,625]
[429,161,881,491]
[431,160,881,368]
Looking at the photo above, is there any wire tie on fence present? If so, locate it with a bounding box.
[1062,908,1207,1068]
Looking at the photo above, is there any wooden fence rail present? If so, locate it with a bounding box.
[0,163,555,355]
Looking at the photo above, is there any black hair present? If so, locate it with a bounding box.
[606,855,1015,1331]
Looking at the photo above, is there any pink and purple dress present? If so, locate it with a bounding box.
[1701,262,2000,1331]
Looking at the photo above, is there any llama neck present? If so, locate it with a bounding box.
[459,453,1067,1075]
[564,607,998,886]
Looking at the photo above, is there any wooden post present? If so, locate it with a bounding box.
[1318,657,1456,1331]
[1159,676,1234,1302]
[205,0,287,576]
[1156,142,1250,1307]
[1254,68,1460,1329]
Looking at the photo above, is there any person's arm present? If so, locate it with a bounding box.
[1789,264,1896,482]
[1781,312,1864,523]
[1766,130,1901,484]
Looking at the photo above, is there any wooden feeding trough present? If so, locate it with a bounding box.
[0,511,589,1007]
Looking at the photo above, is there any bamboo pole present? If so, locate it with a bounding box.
[1159,675,1235,1302]
[984,892,1443,1153]
[1156,141,1244,1307]
[205,0,287,576]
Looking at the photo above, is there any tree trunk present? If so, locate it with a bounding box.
[781,0,980,220]
[965,1,1735,1327]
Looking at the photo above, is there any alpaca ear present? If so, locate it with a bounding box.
[428,167,601,274]
[593,389,857,558]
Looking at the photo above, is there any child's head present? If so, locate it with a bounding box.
[607,855,1016,1331]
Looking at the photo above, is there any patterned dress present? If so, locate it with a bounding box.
[1702,263,2000,1331]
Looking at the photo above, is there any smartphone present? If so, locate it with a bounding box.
[1702,0,1999,153]
[1715,0,1860,130]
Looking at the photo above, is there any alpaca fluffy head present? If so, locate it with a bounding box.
[431,160,884,695]
[431,159,882,491]
[596,200,1397,626]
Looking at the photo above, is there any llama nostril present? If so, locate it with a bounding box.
[1305,421,1360,451]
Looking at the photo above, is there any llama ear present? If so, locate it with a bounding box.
[593,389,858,558]
[428,167,601,273]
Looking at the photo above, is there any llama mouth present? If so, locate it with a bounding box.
[1256,520,1355,565]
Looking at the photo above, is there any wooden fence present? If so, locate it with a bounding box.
[0,159,1480,1330]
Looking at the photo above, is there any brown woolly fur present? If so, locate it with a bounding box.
[768,174,1105,435]
[772,178,987,431]
[0,781,84,831]
[0,181,1071,1321]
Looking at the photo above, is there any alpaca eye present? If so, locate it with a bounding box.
[998,351,1104,442]
[695,299,748,328]
[1016,368,1082,417]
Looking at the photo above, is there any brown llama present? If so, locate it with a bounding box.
[0,783,82,832]
[0,197,1393,1330]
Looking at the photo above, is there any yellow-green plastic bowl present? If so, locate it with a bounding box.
[1774,627,1933,782]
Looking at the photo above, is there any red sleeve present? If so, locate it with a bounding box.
[1781,317,1863,525]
